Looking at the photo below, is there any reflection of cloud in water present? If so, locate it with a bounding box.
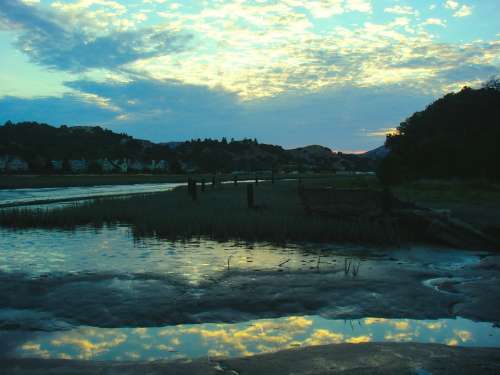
[455,330,472,342]
[50,331,127,360]
[391,321,410,330]
[6,316,499,361]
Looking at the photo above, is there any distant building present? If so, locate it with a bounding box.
[51,160,63,171]
[0,156,29,172]
[147,160,168,172]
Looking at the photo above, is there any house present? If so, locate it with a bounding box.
[0,156,30,172]
[147,160,168,172]
[51,160,63,171]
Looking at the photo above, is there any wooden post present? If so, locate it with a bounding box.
[255,173,258,185]
[187,177,193,197]
[201,179,206,192]
[233,175,238,186]
[212,175,216,188]
[247,184,254,209]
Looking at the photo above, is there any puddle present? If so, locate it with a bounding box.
[1,316,498,361]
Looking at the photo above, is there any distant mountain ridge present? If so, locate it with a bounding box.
[0,121,381,174]
[361,146,389,160]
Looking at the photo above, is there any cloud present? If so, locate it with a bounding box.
[283,0,372,18]
[0,0,191,72]
[0,0,492,100]
[424,18,447,27]
[0,78,435,150]
[0,93,118,125]
[445,0,460,10]
[0,0,497,151]
[453,5,472,17]
[384,6,418,16]
[444,1,472,17]
[364,128,398,137]
[124,4,497,100]
[438,64,500,83]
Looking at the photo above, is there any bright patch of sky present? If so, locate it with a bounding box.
[0,0,498,150]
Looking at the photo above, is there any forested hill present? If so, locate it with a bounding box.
[0,121,377,174]
[0,122,167,161]
[378,80,500,184]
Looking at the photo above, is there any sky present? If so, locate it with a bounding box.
[0,0,498,151]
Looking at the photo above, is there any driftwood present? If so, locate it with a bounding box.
[299,186,499,250]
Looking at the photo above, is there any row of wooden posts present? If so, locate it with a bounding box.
[186,172,275,208]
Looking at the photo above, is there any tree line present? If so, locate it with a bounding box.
[378,78,500,184]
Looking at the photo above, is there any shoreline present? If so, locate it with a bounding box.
[2,176,500,248]
[0,185,183,209]
[0,173,339,190]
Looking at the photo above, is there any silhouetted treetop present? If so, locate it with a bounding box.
[378,84,500,183]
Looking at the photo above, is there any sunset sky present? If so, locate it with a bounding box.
[0,0,498,151]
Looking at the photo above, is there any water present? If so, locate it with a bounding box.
[0,180,257,208]
[0,226,483,284]
[1,316,498,361]
[0,183,183,207]
[0,223,497,362]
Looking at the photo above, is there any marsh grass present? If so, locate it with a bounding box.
[393,179,500,205]
[0,177,399,244]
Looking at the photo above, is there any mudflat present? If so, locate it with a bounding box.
[2,342,500,375]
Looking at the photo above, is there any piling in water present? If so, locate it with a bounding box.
[234,175,238,186]
[201,179,206,192]
[187,177,192,197]
[187,178,197,201]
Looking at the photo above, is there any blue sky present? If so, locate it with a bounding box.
[0,0,498,151]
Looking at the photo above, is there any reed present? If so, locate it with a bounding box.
[0,177,404,244]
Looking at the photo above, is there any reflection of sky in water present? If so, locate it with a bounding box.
[0,216,495,362]
[0,183,183,207]
[0,227,481,284]
[2,316,499,361]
